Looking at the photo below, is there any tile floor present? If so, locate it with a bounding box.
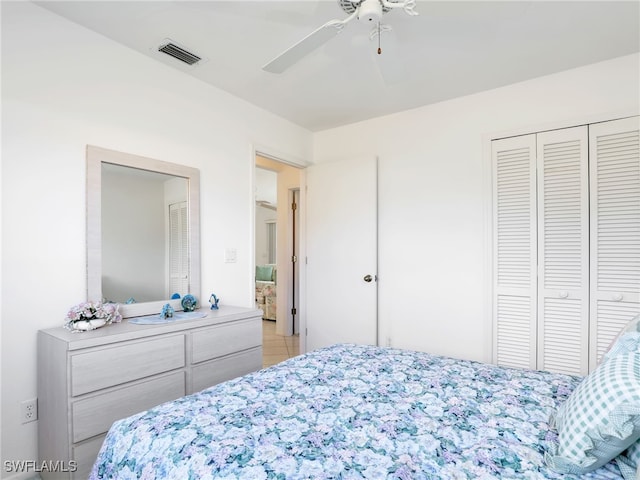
[262,320,299,368]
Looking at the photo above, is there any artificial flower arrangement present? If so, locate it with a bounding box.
[64,301,122,332]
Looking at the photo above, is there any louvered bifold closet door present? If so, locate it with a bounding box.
[537,127,589,375]
[492,135,537,370]
[169,201,189,296]
[589,116,640,370]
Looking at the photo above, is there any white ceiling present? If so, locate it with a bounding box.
[35,0,640,132]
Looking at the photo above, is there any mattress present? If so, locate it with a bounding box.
[90,344,624,479]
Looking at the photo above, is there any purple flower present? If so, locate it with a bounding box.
[394,465,414,480]
[64,301,122,330]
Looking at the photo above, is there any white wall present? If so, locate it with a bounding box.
[255,205,276,265]
[313,53,640,364]
[0,2,312,476]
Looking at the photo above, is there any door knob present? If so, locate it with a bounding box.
[364,275,373,283]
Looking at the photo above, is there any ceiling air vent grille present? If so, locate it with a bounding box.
[158,42,201,66]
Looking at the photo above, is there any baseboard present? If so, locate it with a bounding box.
[3,473,41,480]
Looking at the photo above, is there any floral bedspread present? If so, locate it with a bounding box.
[90,344,623,479]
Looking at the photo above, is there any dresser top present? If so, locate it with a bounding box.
[40,305,263,350]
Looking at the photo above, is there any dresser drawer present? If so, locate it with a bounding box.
[192,319,261,364]
[72,370,186,443]
[191,346,262,392]
[72,434,105,480]
[70,334,185,396]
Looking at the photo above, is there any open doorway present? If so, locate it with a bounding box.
[255,155,302,367]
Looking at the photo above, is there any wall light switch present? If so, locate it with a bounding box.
[224,248,237,263]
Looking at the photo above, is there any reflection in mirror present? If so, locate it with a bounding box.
[87,146,200,319]
[102,164,188,303]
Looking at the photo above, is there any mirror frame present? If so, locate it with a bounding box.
[86,145,201,318]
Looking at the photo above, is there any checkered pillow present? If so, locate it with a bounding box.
[616,439,640,480]
[603,315,640,363]
[545,349,640,474]
[606,332,640,362]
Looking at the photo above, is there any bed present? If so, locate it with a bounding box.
[90,339,640,479]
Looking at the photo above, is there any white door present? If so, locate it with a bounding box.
[589,116,640,368]
[492,134,538,370]
[305,157,378,352]
[169,201,189,297]
[536,126,590,376]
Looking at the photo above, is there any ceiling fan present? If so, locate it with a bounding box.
[262,0,419,74]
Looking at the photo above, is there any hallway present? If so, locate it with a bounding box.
[262,320,299,368]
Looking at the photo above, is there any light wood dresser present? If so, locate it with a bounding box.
[38,306,263,479]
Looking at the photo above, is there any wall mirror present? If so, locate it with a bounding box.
[87,145,201,318]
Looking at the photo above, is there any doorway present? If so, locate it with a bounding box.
[255,154,302,363]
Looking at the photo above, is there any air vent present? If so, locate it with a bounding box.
[158,41,201,66]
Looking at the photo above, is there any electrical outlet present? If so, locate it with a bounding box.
[21,398,38,424]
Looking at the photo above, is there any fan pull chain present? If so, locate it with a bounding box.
[377,22,382,54]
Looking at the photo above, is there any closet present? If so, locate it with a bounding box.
[492,116,639,376]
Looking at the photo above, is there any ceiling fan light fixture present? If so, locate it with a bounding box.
[358,0,383,23]
[262,0,418,74]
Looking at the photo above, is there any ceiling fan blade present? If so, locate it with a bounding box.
[262,19,347,74]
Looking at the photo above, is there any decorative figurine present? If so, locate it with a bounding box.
[209,293,220,310]
[181,294,197,312]
[160,303,174,319]
[171,293,181,300]
[126,297,136,304]
[63,301,122,332]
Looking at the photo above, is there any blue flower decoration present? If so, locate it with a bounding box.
[160,303,174,319]
[181,294,197,312]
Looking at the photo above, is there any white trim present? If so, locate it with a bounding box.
[249,144,258,308]
[252,143,309,169]
[298,169,307,354]
[375,156,380,348]
[86,145,201,319]
[250,143,309,342]
[481,136,494,364]
[2,471,42,480]
[486,109,639,142]
[284,189,296,337]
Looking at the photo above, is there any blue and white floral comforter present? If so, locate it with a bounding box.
[90,344,623,479]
